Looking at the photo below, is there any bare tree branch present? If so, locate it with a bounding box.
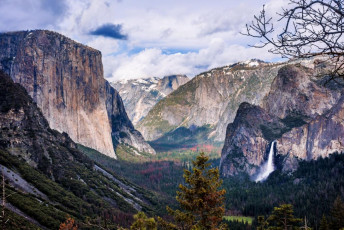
[243,0,344,79]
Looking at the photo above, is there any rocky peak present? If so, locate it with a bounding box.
[238,59,269,68]
[220,102,286,176]
[263,65,341,119]
[157,75,189,95]
[112,74,189,125]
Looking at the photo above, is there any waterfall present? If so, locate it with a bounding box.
[255,141,276,182]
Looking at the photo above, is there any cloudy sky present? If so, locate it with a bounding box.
[0,0,287,81]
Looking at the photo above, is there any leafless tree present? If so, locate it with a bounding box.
[300,216,311,230]
[244,0,344,80]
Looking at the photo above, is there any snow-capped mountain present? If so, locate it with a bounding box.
[112,75,189,125]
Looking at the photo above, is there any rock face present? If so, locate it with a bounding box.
[137,60,282,142]
[272,66,344,162]
[0,69,103,180]
[112,75,189,125]
[105,81,155,154]
[0,30,155,157]
[220,64,344,176]
[263,65,340,119]
[220,103,287,176]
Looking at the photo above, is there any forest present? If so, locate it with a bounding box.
[79,143,344,230]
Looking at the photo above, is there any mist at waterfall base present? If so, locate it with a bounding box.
[254,141,276,182]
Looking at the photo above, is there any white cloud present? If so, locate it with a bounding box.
[0,0,67,31]
[87,37,120,55]
[105,41,277,81]
[0,0,287,81]
[87,0,284,81]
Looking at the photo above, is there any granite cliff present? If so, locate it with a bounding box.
[0,30,155,157]
[220,64,344,177]
[112,75,189,125]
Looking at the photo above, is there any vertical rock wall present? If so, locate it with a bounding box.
[0,30,155,157]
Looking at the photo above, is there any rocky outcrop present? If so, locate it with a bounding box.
[137,60,282,142]
[278,94,344,162]
[0,30,155,157]
[220,64,344,176]
[105,81,155,154]
[112,75,189,125]
[220,103,287,176]
[263,65,341,119]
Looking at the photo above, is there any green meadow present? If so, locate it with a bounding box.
[223,216,253,225]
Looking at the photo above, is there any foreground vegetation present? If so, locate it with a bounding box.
[79,143,222,198]
[82,143,344,229]
[0,137,342,229]
[223,152,344,228]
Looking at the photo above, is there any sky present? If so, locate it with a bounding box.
[0,0,287,81]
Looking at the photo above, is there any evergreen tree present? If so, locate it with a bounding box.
[257,216,268,230]
[130,212,157,230]
[330,196,344,230]
[160,152,226,230]
[267,204,301,230]
[319,215,329,230]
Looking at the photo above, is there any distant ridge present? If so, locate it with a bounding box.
[137,59,281,143]
[112,74,189,125]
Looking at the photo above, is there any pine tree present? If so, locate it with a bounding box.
[267,204,301,230]
[161,152,226,230]
[130,212,157,230]
[257,216,268,230]
[319,215,329,230]
[330,196,344,230]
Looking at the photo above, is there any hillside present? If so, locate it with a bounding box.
[0,70,164,229]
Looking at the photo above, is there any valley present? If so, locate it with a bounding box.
[0,29,343,230]
[102,57,344,229]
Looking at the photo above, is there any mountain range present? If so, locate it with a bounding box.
[136,60,282,145]
[2,31,341,176]
[112,75,189,125]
